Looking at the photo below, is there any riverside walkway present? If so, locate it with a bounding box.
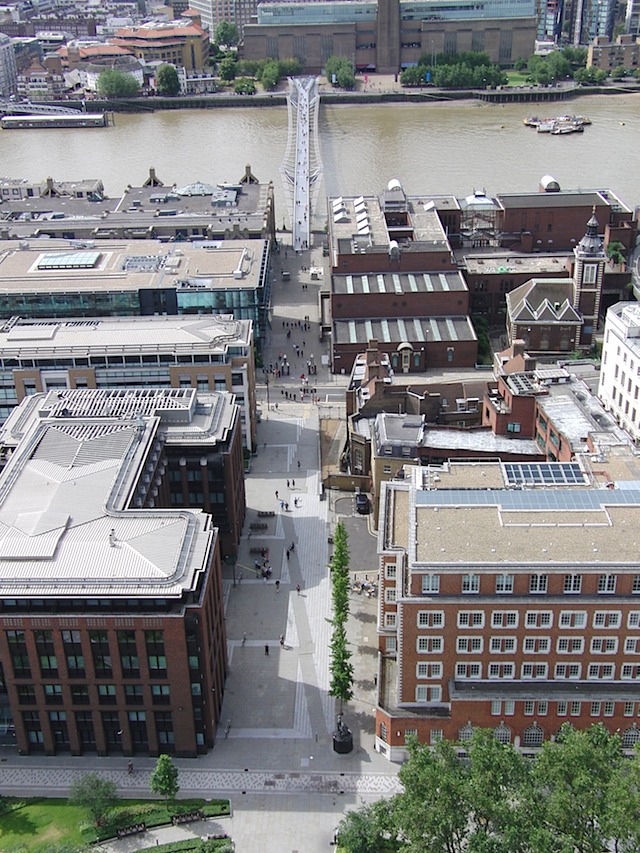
[280,76,323,252]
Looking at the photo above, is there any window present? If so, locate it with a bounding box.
[495,574,514,594]
[633,577,640,594]
[415,685,442,703]
[385,613,397,628]
[386,637,397,652]
[385,564,397,580]
[404,728,418,743]
[504,701,515,715]
[417,637,443,653]
[462,574,480,594]
[622,728,640,749]
[570,702,581,716]
[557,701,568,716]
[44,684,63,704]
[523,637,550,654]
[521,663,548,679]
[98,684,117,704]
[554,664,582,679]
[537,701,548,716]
[625,638,640,654]
[488,662,515,679]
[590,637,618,654]
[418,611,444,628]
[458,611,484,628]
[559,611,587,628]
[430,729,443,744]
[526,611,553,628]
[604,702,615,717]
[622,664,640,680]
[489,637,516,653]
[592,702,603,717]
[522,725,544,747]
[524,700,534,716]
[125,685,143,705]
[556,637,584,654]
[593,611,621,629]
[89,630,112,678]
[385,588,396,604]
[456,663,482,679]
[629,612,640,628]
[598,574,617,594]
[151,684,171,704]
[491,611,519,628]
[494,724,511,744]
[459,724,474,742]
[588,663,616,680]
[529,574,548,594]
[491,700,502,716]
[421,575,440,594]
[563,574,582,593]
[456,636,483,653]
[145,630,167,677]
[416,662,443,679]
[624,702,635,716]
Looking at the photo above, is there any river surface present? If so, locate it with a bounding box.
[1,94,639,222]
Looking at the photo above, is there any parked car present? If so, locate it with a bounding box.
[355,492,370,514]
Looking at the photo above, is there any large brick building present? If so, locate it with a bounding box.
[0,387,242,756]
[375,454,640,762]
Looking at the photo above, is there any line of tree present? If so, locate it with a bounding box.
[328,520,354,714]
[336,723,640,853]
[215,55,301,90]
[97,68,140,98]
[401,51,507,89]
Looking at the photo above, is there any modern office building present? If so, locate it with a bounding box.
[0,32,18,97]
[0,387,235,756]
[0,314,259,453]
[0,238,272,344]
[242,0,538,72]
[375,452,640,761]
[598,302,640,443]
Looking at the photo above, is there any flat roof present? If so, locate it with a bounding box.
[497,190,610,210]
[333,316,477,345]
[0,392,218,598]
[383,462,640,567]
[464,254,570,275]
[0,315,252,357]
[0,238,267,292]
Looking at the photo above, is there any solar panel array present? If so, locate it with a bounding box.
[416,488,640,511]
[503,462,586,486]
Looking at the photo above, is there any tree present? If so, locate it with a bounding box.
[260,60,281,91]
[607,240,626,265]
[533,723,623,853]
[218,56,237,82]
[329,622,354,711]
[234,77,256,94]
[149,753,180,802]
[69,773,118,825]
[325,55,355,89]
[156,64,180,96]
[336,800,397,853]
[611,64,627,80]
[213,20,239,47]
[97,69,139,98]
[514,56,527,71]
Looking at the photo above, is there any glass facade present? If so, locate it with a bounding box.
[258,1,376,24]
[400,0,536,20]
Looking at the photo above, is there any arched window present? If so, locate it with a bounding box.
[522,724,544,747]
[494,723,511,744]
[623,727,640,749]
[458,723,474,742]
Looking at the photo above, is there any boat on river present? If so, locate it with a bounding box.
[524,114,591,130]
[0,113,108,129]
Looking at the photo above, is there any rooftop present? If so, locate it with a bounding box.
[333,270,467,296]
[0,388,224,599]
[0,238,268,293]
[333,316,477,346]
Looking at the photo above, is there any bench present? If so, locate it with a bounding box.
[117,823,146,838]
[249,522,268,531]
[249,547,268,555]
[172,810,204,825]
[206,833,229,841]
[257,510,275,518]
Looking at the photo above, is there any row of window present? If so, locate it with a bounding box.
[453,661,640,680]
[396,724,640,750]
[446,635,635,654]
[21,682,172,705]
[416,609,633,629]
[417,572,632,596]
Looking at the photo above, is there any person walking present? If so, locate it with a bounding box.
[297,460,301,469]
[275,490,279,500]
[296,584,301,595]
[287,479,290,488]
[292,479,295,488]
[279,634,285,647]
[275,580,280,592]
[242,632,247,646]
[265,644,269,656]
[286,549,290,560]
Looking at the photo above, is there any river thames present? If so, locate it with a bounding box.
[1,93,639,222]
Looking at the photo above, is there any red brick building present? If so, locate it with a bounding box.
[375,458,640,762]
[0,388,239,756]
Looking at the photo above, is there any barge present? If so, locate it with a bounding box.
[0,112,108,129]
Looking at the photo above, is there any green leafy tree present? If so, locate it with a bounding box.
[156,64,180,96]
[533,723,622,853]
[574,66,607,85]
[234,77,256,94]
[396,737,470,852]
[149,753,180,802]
[69,773,118,825]
[219,56,237,82]
[607,240,626,265]
[328,622,354,711]
[97,69,139,98]
[611,64,627,80]
[330,520,350,623]
[514,56,527,71]
[561,45,587,68]
[278,57,302,76]
[336,800,397,853]
[214,20,239,46]
[260,60,281,91]
[325,55,355,89]
[400,65,427,87]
